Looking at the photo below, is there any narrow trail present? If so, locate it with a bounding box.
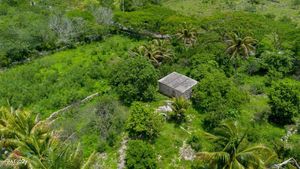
[117,136,128,169]
[281,125,298,142]
[275,124,300,169]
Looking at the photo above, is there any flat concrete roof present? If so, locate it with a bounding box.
[158,72,198,93]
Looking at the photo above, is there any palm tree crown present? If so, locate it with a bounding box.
[130,39,173,66]
[225,33,257,60]
[0,107,57,167]
[176,23,198,47]
[197,120,274,169]
[0,107,99,169]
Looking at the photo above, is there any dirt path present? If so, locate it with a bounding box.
[281,125,298,142]
[117,136,128,169]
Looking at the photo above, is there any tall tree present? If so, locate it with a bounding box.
[176,23,198,47]
[110,57,158,104]
[225,33,257,73]
[225,33,257,59]
[197,120,273,169]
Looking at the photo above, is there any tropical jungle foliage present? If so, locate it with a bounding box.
[0,0,300,168]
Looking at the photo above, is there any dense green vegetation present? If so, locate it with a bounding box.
[0,0,300,168]
[0,0,110,67]
[111,57,158,105]
[126,140,157,169]
[0,36,139,116]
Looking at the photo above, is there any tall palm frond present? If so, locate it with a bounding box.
[0,107,58,168]
[176,23,199,47]
[170,97,191,124]
[225,33,257,60]
[130,39,173,66]
[81,152,98,169]
[0,107,99,169]
[197,120,274,169]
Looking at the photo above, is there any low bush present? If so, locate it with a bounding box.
[202,109,240,131]
[0,1,109,68]
[268,78,300,126]
[92,96,127,146]
[260,50,295,77]
[126,103,163,140]
[126,140,157,169]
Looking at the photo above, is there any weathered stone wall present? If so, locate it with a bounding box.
[181,88,192,99]
[159,83,174,97]
[159,82,192,98]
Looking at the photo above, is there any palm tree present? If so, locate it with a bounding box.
[0,107,53,153]
[0,107,58,168]
[130,39,173,66]
[170,97,191,124]
[0,107,99,169]
[176,23,198,47]
[197,120,274,169]
[28,143,99,169]
[225,33,257,60]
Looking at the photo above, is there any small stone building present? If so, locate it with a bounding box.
[158,72,198,99]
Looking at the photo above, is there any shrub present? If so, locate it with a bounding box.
[249,83,265,95]
[272,141,296,160]
[0,54,10,67]
[260,50,295,77]
[290,142,300,161]
[200,12,295,42]
[114,6,195,33]
[202,109,240,131]
[188,61,221,81]
[99,0,114,7]
[126,140,157,169]
[191,71,249,113]
[268,79,300,126]
[110,57,158,105]
[93,96,127,146]
[187,134,202,152]
[119,0,160,12]
[293,0,300,6]
[0,2,110,68]
[243,57,262,75]
[0,36,133,116]
[126,103,163,140]
[189,53,217,67]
